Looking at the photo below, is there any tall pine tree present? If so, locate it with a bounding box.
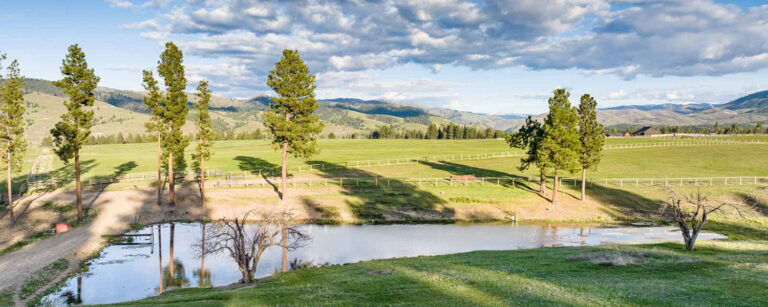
[192,80,214,207]
[158,42,189,206]
[0,55,27,223]
[540,89,581,206]
[51,44,100,222]
[265,49,324,206]
[577,94,605,202]
[507,116,547,195]
[142,70,164,206]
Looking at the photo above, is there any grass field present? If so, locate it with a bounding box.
[117,222,768,307]
[28,137,768,185]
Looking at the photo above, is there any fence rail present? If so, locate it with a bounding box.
[603,140,767,150]
[39,175,758,191]
[203,176,768,189]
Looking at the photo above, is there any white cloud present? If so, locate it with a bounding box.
[110,0,768,99]
[329,54,397,71]
[122,19,159,30]
[608,89,628,100]
[106,0,133,9]
[139,31,168,40]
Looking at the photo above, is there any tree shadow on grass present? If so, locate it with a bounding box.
[234,156,282,198]
[308,160,451,221]
[418,160,540,193]
[731,192,768,215]
[8,160,99,221]
[418,160,663,219]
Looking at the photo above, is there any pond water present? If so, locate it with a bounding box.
[42,223,725,306]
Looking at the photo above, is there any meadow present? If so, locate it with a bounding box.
[28,136,768,185]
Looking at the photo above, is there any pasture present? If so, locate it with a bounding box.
[27,136,768,185]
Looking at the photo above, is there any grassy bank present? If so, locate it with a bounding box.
[117,222,768,306]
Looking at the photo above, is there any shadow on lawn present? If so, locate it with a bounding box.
[234,156,282,197]
[307,160,452,221]
[418,160,664,219]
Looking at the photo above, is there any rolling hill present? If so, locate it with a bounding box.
[18,78,768,145]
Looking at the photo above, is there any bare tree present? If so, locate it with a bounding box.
[197,210,309,283]
[662,189,748,250]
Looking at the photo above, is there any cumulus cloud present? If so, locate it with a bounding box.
[111,0,768,100]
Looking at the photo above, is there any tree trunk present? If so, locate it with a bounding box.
[281,140,288,204]
[552,169,559,205]
[169,223,175,276]
[676,221,695,250]
[580,168,586,202]
[7,152,14,223]
[157,131,162,207]
[539,171,546,195]
[281,112,289,205]
[200,155,205,206]
[169,151,174,206]
[75,151,83,223]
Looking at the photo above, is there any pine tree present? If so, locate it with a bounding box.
[577,94,605,202]
[157,42,189,206]
[265,50,324,206]
[50,44,99,223]
[756,122,765,134]
[0,55,27,223]
[426,124,439,139]
[539,89,581,205]
[507,116,547,194]
[142,70,164,206]
[192,80,214,207]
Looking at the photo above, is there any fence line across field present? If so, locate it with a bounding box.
[28,174,768,192]
[199,176,768,189]
[25,139,768,189]
[603,140,767,150]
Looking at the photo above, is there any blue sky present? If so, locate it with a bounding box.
[1,0,767,114]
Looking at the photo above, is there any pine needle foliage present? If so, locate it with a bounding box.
[0,54,27,222]
[265,50,324,158]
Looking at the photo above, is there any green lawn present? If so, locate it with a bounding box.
[35,138,768,182]
[115,222,768,307]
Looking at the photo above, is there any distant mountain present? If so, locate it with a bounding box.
[602,103,712,112]
[721,90,768,111]
[18,78,768,141]
[493,113,530,120]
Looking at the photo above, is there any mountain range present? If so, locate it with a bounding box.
[19,78,768,144]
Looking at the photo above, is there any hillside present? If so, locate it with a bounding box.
[20,79,481,145]
[18,78,768,143]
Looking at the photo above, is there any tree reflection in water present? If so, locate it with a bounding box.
[194,222,212,288]
[60,275,83,305]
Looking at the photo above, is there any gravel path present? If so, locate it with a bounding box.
[0,188,152,304]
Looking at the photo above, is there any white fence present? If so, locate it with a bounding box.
[603,140,767,150]
[196,176,768,190]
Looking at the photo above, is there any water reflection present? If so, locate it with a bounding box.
[42,223,726,306]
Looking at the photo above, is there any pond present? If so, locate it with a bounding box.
[42,223,725,306]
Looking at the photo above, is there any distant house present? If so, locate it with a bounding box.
[632,126,661,136]
[606,131,630,137]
